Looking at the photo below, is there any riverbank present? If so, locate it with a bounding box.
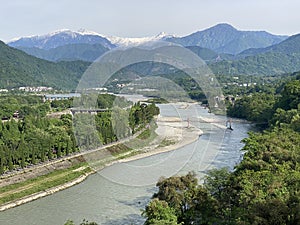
[0,110,202,211]
[117,115,202,163]
[0,167,94,211]
[0,163,93,211]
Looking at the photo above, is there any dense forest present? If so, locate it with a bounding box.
[0,94,159,175]
[142,74,300,224]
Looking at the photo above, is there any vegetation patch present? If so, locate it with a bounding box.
[115,150,141,160]
[127,126,158,150]
[157,138,176,148]
[0,163,91,205]
[106,144,132,156]
[146,98,169,104]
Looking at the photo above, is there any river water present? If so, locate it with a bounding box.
[0,103,254,225]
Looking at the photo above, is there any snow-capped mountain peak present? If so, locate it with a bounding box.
[8,29,114,50]
[106,32,173,47]
[76,28,104,36]
[155,31,170,38]
[8,28,176,50]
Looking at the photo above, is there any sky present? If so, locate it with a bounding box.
[1,0,300,42]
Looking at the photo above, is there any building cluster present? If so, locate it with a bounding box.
[18,86,53,92]
[43,93,81,102]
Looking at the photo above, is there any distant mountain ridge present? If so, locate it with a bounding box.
[9,29,115,50]
[166,23,287,54]
[17,43,109,62]
[8,30,174,62]
[210,34,300,75]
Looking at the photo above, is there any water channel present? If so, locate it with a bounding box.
[0,103,254,225]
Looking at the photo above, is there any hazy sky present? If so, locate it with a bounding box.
[1,0,300,41]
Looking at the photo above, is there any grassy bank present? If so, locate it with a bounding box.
[0,163,91,206]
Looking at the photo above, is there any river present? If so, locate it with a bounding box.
[0,103,254,225]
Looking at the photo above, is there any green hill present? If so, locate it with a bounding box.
[210,34,300,75]
[0,41,90,90]
[211,52,300,75]
[239,33,300,57]
[186,46,234,61]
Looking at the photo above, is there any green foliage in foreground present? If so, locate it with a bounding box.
[143,75,300,224]
[143,199,178,225]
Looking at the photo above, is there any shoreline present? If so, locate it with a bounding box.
[0,111,203,211]
[117,116,203,163]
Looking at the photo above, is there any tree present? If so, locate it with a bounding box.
[57,143,62,158]
[18,136,27,168]
[249,199,290,225]
[31,146,37,164]
[227,93,275,123]
[204,167,231,200]
[143,199,178,225]
[276,80,300,110]
[154,172,198,218]
[111,107,130,139]
[0,145,6,174]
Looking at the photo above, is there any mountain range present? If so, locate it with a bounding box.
[9,29,114,50]
[7,24,288,61]
[2,23,300,90]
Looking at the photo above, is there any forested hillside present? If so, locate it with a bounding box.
[210,34,300,76]
[211,51,300,75]
[0,41,90,90]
